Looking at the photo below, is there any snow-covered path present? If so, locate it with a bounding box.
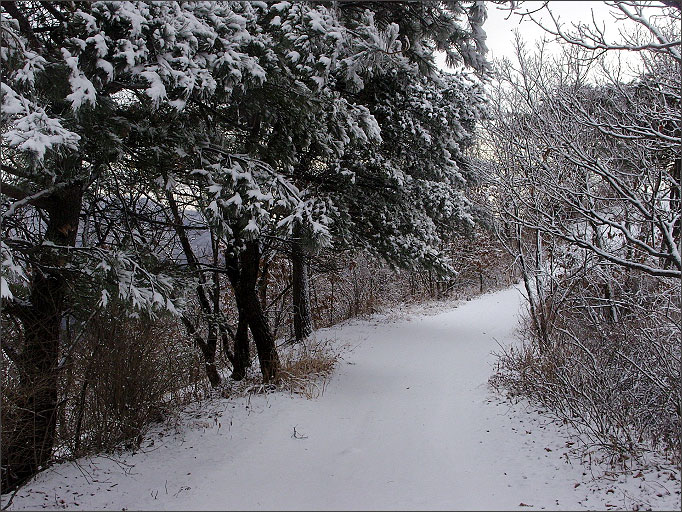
[6,287,680,511]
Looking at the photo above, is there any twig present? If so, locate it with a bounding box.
[0,485,22,511]
[291,425,308,439]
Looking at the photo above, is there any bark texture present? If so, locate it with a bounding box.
[2,183,82,491]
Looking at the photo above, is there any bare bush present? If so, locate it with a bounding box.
[308,243,515,331]
[484,1,681,466]
[56,306,211,459]
[491,267,681,462]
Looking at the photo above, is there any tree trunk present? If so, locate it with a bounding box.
[202,324,221,387]
[291,226,313,343]
[258,254,270,309]
[514,222,550,352]
[670,158,681,248]
[166,190,227,387]
[226,242,280,383]
[2,183,82,491]
[231,309,250,381]
[243,288,281,384]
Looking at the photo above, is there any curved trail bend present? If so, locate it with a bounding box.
[8,287,680,511]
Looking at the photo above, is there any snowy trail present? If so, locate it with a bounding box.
[6,287,680,511]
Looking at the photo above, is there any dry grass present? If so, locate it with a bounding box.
[214,336,345,400]
[278,337,345,399]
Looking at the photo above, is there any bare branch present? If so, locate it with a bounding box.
[2,1,43,53]
[1,181,61,214]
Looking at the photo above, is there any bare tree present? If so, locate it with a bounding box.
[484,1,681,460]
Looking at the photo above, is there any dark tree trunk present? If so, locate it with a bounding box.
[231,309,250,380]
[243,288,281,384]
[258,254,270,309]
[291,226,313,343]
[203,324,221,387]
[166,190,232,387]
[180,313,222,388]
[226,241,280,383]
[2,183,82,491]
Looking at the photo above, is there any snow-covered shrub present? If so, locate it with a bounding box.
[491,266,681,462]
[485,1,680,464]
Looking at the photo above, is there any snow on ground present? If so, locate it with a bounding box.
[4,286,680,511]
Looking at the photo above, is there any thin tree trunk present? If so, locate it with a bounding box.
[668,158,681,267]
[258,254,270,310]
[515,223,550,352]
[231,309,250,381]
[165,190,233,386]
[292,225,313,343]
[203,324,221,387]
[330,277,335,325]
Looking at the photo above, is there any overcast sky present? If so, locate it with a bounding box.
[483,1,615,60]
[436,1,617,69]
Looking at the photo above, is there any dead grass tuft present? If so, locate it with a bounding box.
[278,337,345,399]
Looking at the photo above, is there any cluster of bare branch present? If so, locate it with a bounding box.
[485,1,681,462]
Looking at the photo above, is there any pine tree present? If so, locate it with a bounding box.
[236,1,491,341]
[1,1,490,488]
[278,1,490,336]
[1,0,278,488]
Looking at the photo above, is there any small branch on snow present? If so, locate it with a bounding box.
[291,425,308,439]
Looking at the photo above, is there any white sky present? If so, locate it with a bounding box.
[483,1,614,61]
[436,1,623,69]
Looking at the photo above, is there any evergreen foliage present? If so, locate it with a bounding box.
[1,0,488,490]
